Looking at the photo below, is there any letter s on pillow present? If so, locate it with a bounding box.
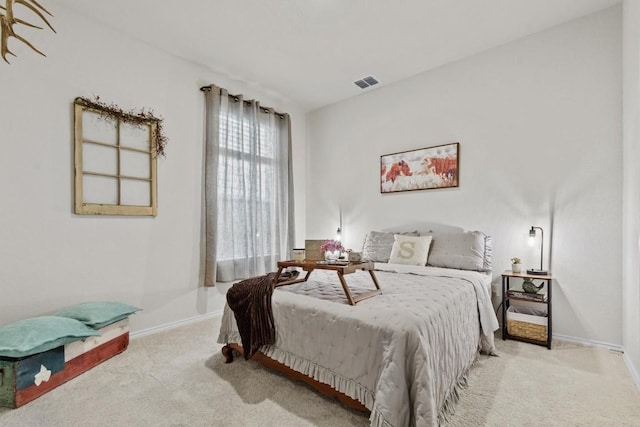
[389,235,432,266]
[398,241,416,259]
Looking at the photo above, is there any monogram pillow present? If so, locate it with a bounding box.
[388,234,433,266]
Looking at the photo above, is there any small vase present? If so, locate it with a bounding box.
[512,264,522,273]
[324,250,341,263]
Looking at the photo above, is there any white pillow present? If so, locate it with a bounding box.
[389,235,433,266]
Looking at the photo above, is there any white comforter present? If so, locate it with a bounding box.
[217,264,499,427]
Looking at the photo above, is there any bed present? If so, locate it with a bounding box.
[217,229,499,426]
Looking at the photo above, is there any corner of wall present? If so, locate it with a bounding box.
[624,351,640,393]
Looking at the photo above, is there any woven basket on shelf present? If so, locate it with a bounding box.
[506,306,548,341]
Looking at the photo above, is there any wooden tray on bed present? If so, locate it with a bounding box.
[274,260,381,305]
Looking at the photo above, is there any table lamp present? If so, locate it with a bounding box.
[527,226,548,275]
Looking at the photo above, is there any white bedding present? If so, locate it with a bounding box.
[375,263,498,352]
[218,265,499,427]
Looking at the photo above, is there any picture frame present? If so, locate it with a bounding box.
[380,142,459,194]
[304,240,325,261]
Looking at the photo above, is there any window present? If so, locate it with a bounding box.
[204,89,293,283]
[74,101,158,216]
[216,113,278,262]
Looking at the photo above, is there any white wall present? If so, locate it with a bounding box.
[306,7,622,345]
[623,0,640,387]
[0,4,306,333]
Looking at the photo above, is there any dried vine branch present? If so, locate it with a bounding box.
[75,96,167,158]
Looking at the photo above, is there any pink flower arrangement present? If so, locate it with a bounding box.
[320,239,344,253]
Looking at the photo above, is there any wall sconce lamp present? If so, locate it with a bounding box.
[527,226,548,275]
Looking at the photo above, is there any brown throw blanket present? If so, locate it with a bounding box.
[226,270,299,360]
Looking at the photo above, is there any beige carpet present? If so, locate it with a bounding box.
[0,317,638,427]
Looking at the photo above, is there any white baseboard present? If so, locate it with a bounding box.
[130,310,223,339]
[497,326,625,353]
[623,352,640,393]
[550,334,640,390]
[552,333,624,352]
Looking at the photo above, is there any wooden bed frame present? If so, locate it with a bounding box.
[221,343,369,413]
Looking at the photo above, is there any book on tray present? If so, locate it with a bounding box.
[507,290,548,302]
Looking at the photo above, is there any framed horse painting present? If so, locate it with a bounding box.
[380,142,459,193]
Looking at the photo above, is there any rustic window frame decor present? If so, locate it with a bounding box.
[73,97,162,216]
[380,142,459,194]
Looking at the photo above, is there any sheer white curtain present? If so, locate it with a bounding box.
[204,85,294,286]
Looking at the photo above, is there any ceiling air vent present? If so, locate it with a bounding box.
[354,75,379,89]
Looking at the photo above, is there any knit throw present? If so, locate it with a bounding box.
[226,270,299,360]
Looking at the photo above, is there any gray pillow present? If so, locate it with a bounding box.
[362,230,420,263]
[427,231,493,272]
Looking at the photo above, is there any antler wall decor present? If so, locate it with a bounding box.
[0,0,55,63]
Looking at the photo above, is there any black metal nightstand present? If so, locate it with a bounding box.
[501,271,553,349]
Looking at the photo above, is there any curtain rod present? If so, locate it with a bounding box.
[200,85,286,119]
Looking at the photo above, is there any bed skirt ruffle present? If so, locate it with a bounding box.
[221,330,474,427]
